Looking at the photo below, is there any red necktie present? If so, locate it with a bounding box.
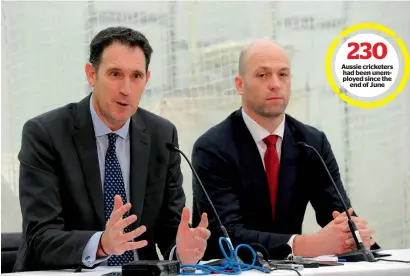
[263,135,280,219]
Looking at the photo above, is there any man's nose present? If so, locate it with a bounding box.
[120,78,132,95]
[268,75,281,90]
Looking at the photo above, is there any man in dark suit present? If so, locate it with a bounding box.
[15,26,210,272]
[192,39,376,259]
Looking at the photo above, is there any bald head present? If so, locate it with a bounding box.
[238,39,290,76]
[234,38,292,121]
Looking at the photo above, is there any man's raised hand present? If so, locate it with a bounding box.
[176,207,210,264]
[98,195,148,257]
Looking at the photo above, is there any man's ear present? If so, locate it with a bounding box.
[85,63,96,87]
[145,70,151,84]
[235,75,244,96]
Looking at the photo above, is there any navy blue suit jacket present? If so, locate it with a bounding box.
[191,109,355,259]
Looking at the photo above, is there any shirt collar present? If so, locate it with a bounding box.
[241,108,285,143]
[89,94,130,139]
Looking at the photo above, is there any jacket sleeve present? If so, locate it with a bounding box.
[309,131,354,227]
[192,136,292,259]
[18,118,96,270]
[309,132,381,250]
[153,124,185,260]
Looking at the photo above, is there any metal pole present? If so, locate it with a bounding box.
[85,0,96,95]
[187,1,197,97]
[167,1,177,94]
[341,0,351,191]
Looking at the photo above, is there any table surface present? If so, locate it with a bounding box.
[3,249,409,276]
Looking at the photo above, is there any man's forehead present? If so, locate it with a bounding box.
[99,43,146,70]
[248,46,289,63]
[240,39,290,73]
[101,43,144,60]
[255,65,290,71]
[248,54,290,73]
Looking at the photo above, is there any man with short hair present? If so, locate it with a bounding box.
[192,39,377,259]
[15,26,210,272]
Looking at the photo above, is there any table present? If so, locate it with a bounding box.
[3,249,409,276]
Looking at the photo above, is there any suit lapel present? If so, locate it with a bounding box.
[129,112,150,227]
[275,119,298,221]
[232,110,300,222]
[232,109,273,218]
[73,96,105,229]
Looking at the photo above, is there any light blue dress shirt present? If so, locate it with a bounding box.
[81,95,177,267]
[81,95,135,267]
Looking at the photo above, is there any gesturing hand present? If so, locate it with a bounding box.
[176,207,211,264]
[98,195,148,257]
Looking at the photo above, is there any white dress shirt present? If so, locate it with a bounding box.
[241,108,296,253]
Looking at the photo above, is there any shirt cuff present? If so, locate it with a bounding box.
[168,245,177,260]
[287,234,297,256]
[82,231,111,267]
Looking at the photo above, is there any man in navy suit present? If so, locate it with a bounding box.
[191,39,377,259]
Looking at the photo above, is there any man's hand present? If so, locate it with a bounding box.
[176,207,211,264]
[307,211,353,256]
[294,208,375,257]
[293,208,351,256]
[332,208,375,250]
[98,195,148,257]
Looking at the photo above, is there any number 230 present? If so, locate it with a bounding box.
[347,42,387,60]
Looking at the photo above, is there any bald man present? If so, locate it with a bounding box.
[191,39,378,259]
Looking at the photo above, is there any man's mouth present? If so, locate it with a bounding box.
[116,101,128,107]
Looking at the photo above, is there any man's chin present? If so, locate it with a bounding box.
[256,108,285,119]
[112,115,130,124]
[107,113,132,128]
[112,108,135,121]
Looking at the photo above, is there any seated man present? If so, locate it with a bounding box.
[191,39,376,259]
[14,26,210,272]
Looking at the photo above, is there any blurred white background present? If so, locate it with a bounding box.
[2,1,410,251]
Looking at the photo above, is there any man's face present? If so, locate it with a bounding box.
[235,43,291,118]
[85,42,150,130]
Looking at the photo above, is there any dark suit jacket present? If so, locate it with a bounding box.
[191,109,357,259]
[14,95,185,271]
